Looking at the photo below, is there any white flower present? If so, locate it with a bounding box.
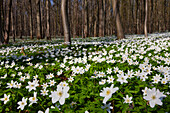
[49,85,69,105]
[161,78,167,84]
[107,68,112,74]
[29,92,38,106]
[143,88,166,108]
[85,111,89,113]
[117,73,128,84]
[6,80,16,88]
[49,80,56,87]
[1,74,7,79]
[101,103,113,113]
[17,97,27,110]
[142,87,148,95]
[26,80,39,92]
[0,94,10,104]
[139,72,148,81]
[68,77,74,82]
[42,83,48,89]
[99,79,106,85]
[100,84,119,104]
[123,95,133,104]
[40,89,49,96]
[38,108,49,113]
[107,76,114,84]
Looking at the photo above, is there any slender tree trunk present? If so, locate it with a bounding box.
[4,0,12,44]
[112,0,125,40]
[11,4,15,42]
[136,0,140,34]
[36,0,41,39]
[144,0,148,37]
[99,0,104,37]
[103,0,106,36]
[29,0,33,39]
[46,0,50,40]
[94,0,99,37]
[82,0,84,38]
[61,0,71,45]
[73,0,77,38]
[84,0,89,38]
[0,0,4,44]
[150,0,153,33]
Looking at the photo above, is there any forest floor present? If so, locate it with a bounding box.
[0,32,169,113]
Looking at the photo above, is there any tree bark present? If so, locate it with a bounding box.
[112,0,125,40]
[4,0,12,44]
[144,0,148,37]
[94,0,99,37]
[46,0,50,40]
[11,2,15,42]
[29,0,33,39]
[36,0,41,39]
[0,0,4,44]
[99,0,104,37]
[61,0,71,45]
[84,0,89,38]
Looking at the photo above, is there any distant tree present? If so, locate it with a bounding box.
[112,0,125,40]
[84,0,89,38]
[144,0,148,37]
[29,0,33,39]
[36,0,42,39]
[94,0,99,37]
[46,0,50,40]
[61,0,71,45]
[99,0,104,37]
[0,0,4,44]
[4,0,12,44]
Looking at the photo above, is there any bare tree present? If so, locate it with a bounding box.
[0,0,4,44]
[112,0,125,40]
[4,0,12,44]
[84,0,89,38]
[99,0,104,37]
[61,0,71,45]
[144,0,148,37]
[36,0,41,39]
[46,0,50,40]
[29,0,33,39]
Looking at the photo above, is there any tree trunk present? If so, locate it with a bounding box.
[46,0,50,40]
[36,0,41,39]
[99,0,104,37]
[61,0,71,45]
[4,0,12,44]
[29,0,33,39]
[84,0,89,38]
[144,0,148,37]
[73,0,77,38]
[94,0,99,37]
[0,0,4,44]
[11,3,15,42]
[112,0,125,40]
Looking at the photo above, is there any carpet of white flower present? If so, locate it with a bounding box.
[0,33,170,113]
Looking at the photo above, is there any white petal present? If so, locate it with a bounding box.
[149,100,155,108]
[155,99,162,106]
[59,97,65,105]
[143,95,151,100]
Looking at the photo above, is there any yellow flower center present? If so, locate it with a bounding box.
[32,97,35,101]
[106,90,111,95]
[4,97,8,101]
[126,99,130,103]
[21,102,25,105]
[151,95,156,100]
[58,91,63,96]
